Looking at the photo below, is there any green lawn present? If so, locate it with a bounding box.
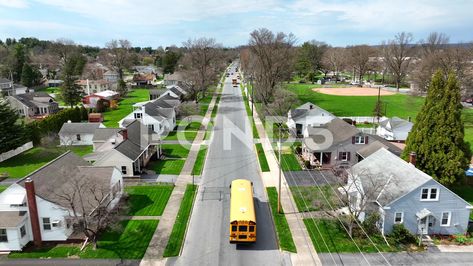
[462,109,473,152]
[161,144,191,158]
[0,185,9,193]
[0,145,93,179]
[163,184,197,257]
[148,159,186,175]
[125,185,174,216]
[285,83,424,120]
[163,131,198,141]
[451,185,473,219]
[211,94,221,118]
[304,219,397,253]
[80,220,158,259]
[255,143,270,172]
[9,220,158,259]
[275,150,302,171]
[241,89,260,139]
[267,187,297,253]
[102,89,150,127]
[291,185,340,212]
[192,146,208,175]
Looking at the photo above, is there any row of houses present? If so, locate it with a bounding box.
[287,102,471,237]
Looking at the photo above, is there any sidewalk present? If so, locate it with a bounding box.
[251,95,322,266]
[140,89,218,266]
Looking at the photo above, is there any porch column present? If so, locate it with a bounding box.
[320,152,323,165]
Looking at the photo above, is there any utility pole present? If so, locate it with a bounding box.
[277,126,282,214]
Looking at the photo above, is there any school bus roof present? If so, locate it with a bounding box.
[230,179,256,223]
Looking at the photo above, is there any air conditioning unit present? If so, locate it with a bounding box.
[52,220,61,227]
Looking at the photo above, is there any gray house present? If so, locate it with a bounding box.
[346,148,472,236]
[7,92,59,118]
[301,118,402,169]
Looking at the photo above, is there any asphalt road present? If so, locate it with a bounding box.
[169,64,291,266]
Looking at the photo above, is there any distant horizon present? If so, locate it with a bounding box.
[0,0,472,48]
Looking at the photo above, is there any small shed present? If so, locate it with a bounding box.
[88,113,104,123]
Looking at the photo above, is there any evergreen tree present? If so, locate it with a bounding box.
[21,63,42,87]
[0,100,28,153]
[403,71,470,185]
[61,53,86,107]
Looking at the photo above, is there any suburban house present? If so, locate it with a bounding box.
[93,120,158,177]
[118,99,176,135]
[163,72,184,86]
[0,152,123,251]
[344,148,472,236]
[149,88,167,100]
[76,79,112,95]
[0,78,14,96]
[287,102,336,136]
[7,92,59,118]
[59,122,105,146]
[301,118,402,169]
[103,70,119,83]
[82,90,119,108]
[377,117,413,142]
[132,65,158,75]
[133,73,155,86]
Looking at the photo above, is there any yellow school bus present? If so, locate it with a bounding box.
[229,179,256,243]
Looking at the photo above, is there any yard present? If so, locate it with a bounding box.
[163,131,198,142]
[0,145,93,179]
[304,219,398,253]
[102,89,150,127]
[0,185,9,193]
[9,220,158,259]
[163,184,197,257]
[125,184,174,216]
[291,185,341,212]
[147,144,191,175]
[451,185,473,219]
[267,187,297,252]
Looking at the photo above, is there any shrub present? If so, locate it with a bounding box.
[452,234,467,245]
[390,224,417,245]
[294,146,302,154]
[362,213,381,236]
[304,160,311,169]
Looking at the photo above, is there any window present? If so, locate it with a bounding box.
[249,226,255,232]
[239,225,248,232]
[121,166,127,175]
[394,212,403,224]
[0,229,7,242]
[441,212,451,226]
[20,225,26,238]
[355,136,365,144]
[231,226,237,232]
[76,134,81,141]
[134,112,142,119]
[420,187,439,201]
[340,152,348,161]
[43,218,51,230]
[148,124,154,131]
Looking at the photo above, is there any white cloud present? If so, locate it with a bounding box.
[0,0,29,8]
[0,18,91,32]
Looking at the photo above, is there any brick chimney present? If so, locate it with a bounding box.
[409,151,417,166]
[309,104,313,110]
[25,178,42,247]
[122,129,128,140]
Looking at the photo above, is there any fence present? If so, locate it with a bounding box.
[358,128,377,134]
[0,142,33,163]
[339,116,381,124]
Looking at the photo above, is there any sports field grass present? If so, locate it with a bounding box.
[125,185,174,216]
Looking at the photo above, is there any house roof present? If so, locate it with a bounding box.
[169,87,183,97]
[9,92,56,109]
[114,120,153,161]
[0,211,27,227]
[357,135,403,158]
[305,118,359,151]
[289,102,335,121]
[351,148,431,206]
[380,117,413,131]
[159,93,179,101]
[154,98,173,108]
[0,78,12,84]
[93,128,121,142]
[17,152,117,214]
[149,88,167,96]
[59,122,103,135]
[164,72,184,81]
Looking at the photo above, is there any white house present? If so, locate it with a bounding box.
[287,102,336,136]
[377,117,413,142]
[59,122,105,146]
[76,79,112,95]
[118,100,176,135]
[0,152,123,251]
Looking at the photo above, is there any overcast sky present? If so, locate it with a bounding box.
[0,0,472,48]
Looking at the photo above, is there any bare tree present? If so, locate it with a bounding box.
[382,32,414,91]
[322,47,347,83]
[51,172,125,249]
[248,28,296,105]
[105,39,133,96]
[264,89,298,116]
[348,45,374,86]
[180,37,223,101]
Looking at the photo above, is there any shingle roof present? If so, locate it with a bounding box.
[357,134,403,158]
[289,102,335,121]
[306,118,359,151]
[169,87,183,97]
[380,117,413,130]
[59,122,102,135]
[0,78,11,83]
[17,152,117,214]
[0,211,27,227]
[351,148,431,206]
[93,128,121,142]
[154,99,173,108]
[159,93,179,101]
[114,120,153,160]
